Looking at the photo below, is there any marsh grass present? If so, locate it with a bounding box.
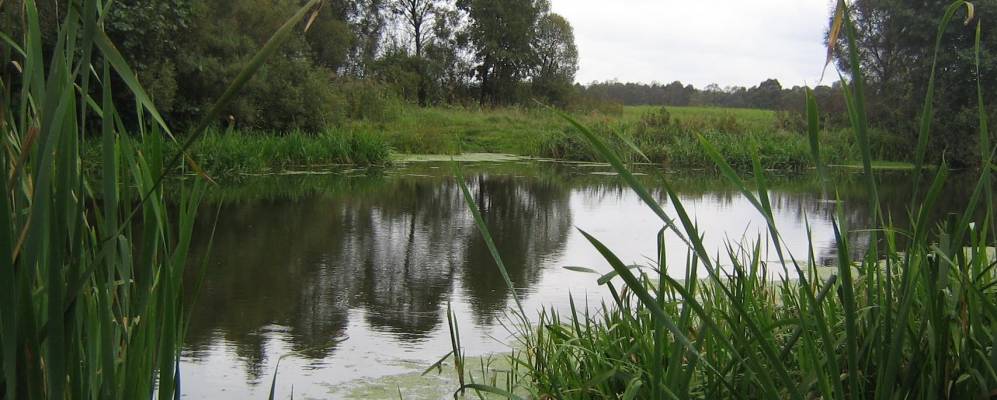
[0,0,322,398]
[83,128,390,178]
[455,1,995,398]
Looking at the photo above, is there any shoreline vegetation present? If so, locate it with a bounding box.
[83,105,922,178]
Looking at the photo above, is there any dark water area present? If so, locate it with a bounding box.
[177,161,985,399]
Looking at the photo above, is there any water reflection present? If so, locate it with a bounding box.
[179,163,983,398]
[183,166,574,384]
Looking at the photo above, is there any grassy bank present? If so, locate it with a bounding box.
[348,104,895,170]
[84,129,391,177]
[82,105,904,177]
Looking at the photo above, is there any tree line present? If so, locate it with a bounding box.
[1,0,579,132]
[578,79,844,111]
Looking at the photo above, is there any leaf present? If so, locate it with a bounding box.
[563,266,600,274]
[822,0,846,81]
[458,384,525,400]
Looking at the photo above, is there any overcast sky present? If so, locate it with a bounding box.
[549,0,836,89]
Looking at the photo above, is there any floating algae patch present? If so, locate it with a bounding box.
[331,353,525,400]
[590,171,648,176]
[393,153,530,163]
[829,161,918,171]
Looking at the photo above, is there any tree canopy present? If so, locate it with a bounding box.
[828,0,997,166]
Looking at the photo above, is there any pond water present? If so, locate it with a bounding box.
[177,160,980,399]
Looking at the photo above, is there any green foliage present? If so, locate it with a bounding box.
[538,106,824,169]
[531,13,579,107]
[828,0,997,166]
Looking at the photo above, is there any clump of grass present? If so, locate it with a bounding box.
[84,128,391,177]
[0,0,322,398]
[455,1,995,399]
[537,105,824,169]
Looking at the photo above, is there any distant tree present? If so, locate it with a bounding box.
[104,0,193,112]
[304,2,356,71]
[661,81,692,106]
[390,0,437,105]
[748,78,783,109]
[827,0,997,165]
[531,13,578,106]
[457,0,545,105]
[425,7,475,104]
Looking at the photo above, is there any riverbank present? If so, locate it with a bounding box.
[83,106,903,177]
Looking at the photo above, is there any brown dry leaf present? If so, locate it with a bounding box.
[184,154,217,185]
[8,126,38,188]
[822,0,847,81]
[304,1,324,33]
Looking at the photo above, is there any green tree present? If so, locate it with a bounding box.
[748,78,783,110]
[531,13,578,107]
[390,0,437,105]
[457,0,545,105]
[105,0,192,112]
[828,0,996,166]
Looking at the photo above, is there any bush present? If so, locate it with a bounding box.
[247,58,345,133]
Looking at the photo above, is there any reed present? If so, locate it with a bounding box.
[0,0,321,398]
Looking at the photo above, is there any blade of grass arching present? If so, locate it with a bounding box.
[912,1,974,200]
[750,148,788,264]
[973,20,993,236]
[455,165,529,327]
[91,32,172,138]
[0,32,26,58]
[446,303,465,394]
[0,118,14,400]
[805,88,828,194]
[20,0,44,127]
[553,108,690,248]
[694,133,762,213]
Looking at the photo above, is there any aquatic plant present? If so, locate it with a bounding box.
[0,0,322,398]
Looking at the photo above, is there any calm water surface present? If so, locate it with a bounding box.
[178,161,978,399]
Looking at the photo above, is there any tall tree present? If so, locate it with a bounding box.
[458,0,544,105]
[391,0,437,105]
[531,13,578,106]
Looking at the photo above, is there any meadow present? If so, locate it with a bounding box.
[83,104,889,177]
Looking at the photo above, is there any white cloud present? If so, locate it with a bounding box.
[549,0,836,88]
